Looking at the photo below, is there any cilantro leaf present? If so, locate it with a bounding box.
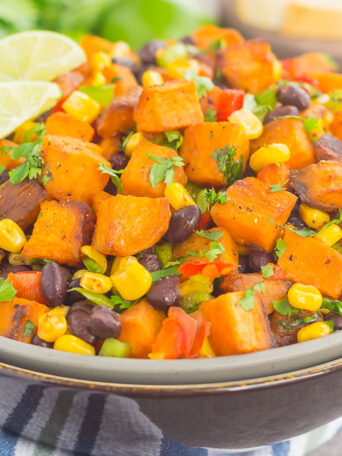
[269,180,289,192]
[321,297,342,316]
[23,320,35,337]
[98,163,124,194]
[254,87,277,110]
[243,93,272,122]
[211,145,243,184]
[303,117,320,133]
[198,241,225,261]
[0,278,17,302]
[274,238,287,259]
[195,230,223,241]
[164,130,183,151]
[204,109,217,122]
[196,188,228,214]
[118,131,134,153]
[184,71,214,98]
[0,165,5,176]
[110,293,138,310]
[325,320,334,333]
[237,288,255,311]
[147,154,184,188]
[253,281,265,293]
[272,296,296,316]
[261,264,274,279]
[151,266,180,282]
[209,38,226,52]
[79,85,115,107]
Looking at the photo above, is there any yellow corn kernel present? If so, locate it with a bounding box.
[62,90,101,124]
[297,321,332,343]
[81,245,107,274]
[165,183,196,210]
[48,306,69,317]
[72,269,87,280]
[249,143,290,173]
[306,118,324,142]
[200,337,216,358]
[110,256,152,301]
[90,51,111,72]
[38,309,67,343]
[111,41,132,59]
[142,70,164,88]
[8,253,32,266]
[288,283,322,312]
[54,334,95,355]
[272,59,283,81]
[92,71,107,87]
[124,132,145,157]
[314,224,342,247]
[13,121,37,144]
[298,204,330,230]
[167,58,200,79]
[0,219,26,253]
[228,107,263,140]
[237,245,249,256]
[80,271,112,294]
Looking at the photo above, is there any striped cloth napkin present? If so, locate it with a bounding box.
[0,375,341,456]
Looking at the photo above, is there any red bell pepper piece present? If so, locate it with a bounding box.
[217,89,244,121]
[292,76,319,88]
[197,211,211,230]
[188,311,210,358]
[178,260,234,279]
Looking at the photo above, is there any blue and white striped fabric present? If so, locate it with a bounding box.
[0,375,341,456]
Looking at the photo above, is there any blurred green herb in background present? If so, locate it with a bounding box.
[0,0,214,48]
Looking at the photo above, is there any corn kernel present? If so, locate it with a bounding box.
[38,309,67,342]
[167,58,200,79]
[80,271,112,294]
[200,337,216,358]
[297,321,332,343]
[62,90,101,123]
[124,132,145,157]
[54,334,95,355]
[165,183,196,210]
[228,107,263,140]
[0,219,26,253]
[110,256,152,301]
[249,143,290,173]
[81,245,107,274]
[111,41,132,59]
[90,51,111,72]
[92,71,107,87]
[272,59,283,81]
[13,121,37,144]
[314,224,342,247]
[288,283,322,312]
[299,204,330,230]
[142,70,164,88]
[237,245,249,256]
[8,253,32,266]
[72,269,87,280]
[306,118,324,142]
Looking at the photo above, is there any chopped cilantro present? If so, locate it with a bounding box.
[253,282,265,293]
[209,38,226,52]
[261,264,274,279]
[184,71,214,98]
[272,296,296,316]
[303,116,320,133]
[211,145,243,184]
[196,188,229,214]
[110,293,138,310]
[151,266,180,282]
[325,320,334,332]
[269,180,289,192]
[255,87,277,110]
[118,131,134,153]
[98,162,124,194]
[79,85,115,107]
[237,288,255,311]
[321,297,342,316]
[147,154,184,188]
[204,109,217,122]
[274,238,287,259]
[195,230,223,241]
[0,165,5,176]
[0,277,17,302]
[244,92,272,122]
[164,130,183,151]
[198,241,225,262]
[23,320,35,337]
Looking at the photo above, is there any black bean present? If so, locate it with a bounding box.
[0,170,9,185]
[31,334,53,349]
[180,36,195,45]
[164,205,201,244]
[263,105,300,125]
[138,253,161,272]
[67,300,94,315]
[138,40,167,64]
[65,278,83,305]
[67,306,96,345]
[0,264,30,278]
[89,306,121,339]
[314,134,342,163]
[41,262,71,307]
[248,248,276,272]
[146,275,181,310]
[111,57,135,69]
[276,84,310,111]
[324,312,342,331]
[238,256,250,273]
[109,153,129,171]
[287,211,307,230]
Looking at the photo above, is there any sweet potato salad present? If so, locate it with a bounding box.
[1,25,342,359]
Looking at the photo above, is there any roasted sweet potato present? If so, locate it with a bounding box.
[220,272,292,314]
[92,191,112,214]
[251,118,315,169]
[22,200,94,267]
[134,79,204,132]
[97,87,142,138]
[98,137,121,160]
[290,160,342,211]
[330,112,342,141]
[312,73,342,94]
[314,134,342,162]
[257,163,290,187]
[200,291,272,355]
[45,112,94,142]
[121,140,185,198]
[0,297,48,343]
[179,121,249,186]
[42,135,110,205]
[278,229,342,299]
[7,271,45,304]
[118,299,165,358]
[0,179,48,230]
[80,35,114,60]
[192,24,244,52]
[173,227,239,273]
[92,194,171,256]
[0,139,25,170]
[103,63,138,96]
[210,177,297,252]
[55,63,90,98]
[216,40,277,94]
[282,53,336,80]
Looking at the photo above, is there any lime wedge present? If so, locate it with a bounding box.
[0,81,62,139]
[0,31,86,82]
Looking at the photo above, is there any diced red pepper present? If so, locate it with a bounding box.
[292,76,319,88]
[217,89,244,121]
[178,260,234,279]
[197,211,211,230]
[188,311,210,357]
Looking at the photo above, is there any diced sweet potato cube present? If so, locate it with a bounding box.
[0,179,48,230]
[22,200,94,266]
[80,35,114,60]
[314,134,342,163]
[42,135,110,205]
[55,64,89,98]
[0,297,48,343]
[7,271,45,304]
[311,73,342,94]
[278,229,342,299]
[92,191,112,214]
[200,291,272,355]
[119,299,165,358]
[179,121,249,186]
[97,87,142,138]
[290,160,342,211]
[210,177,297,252]
[282,53,336,80]
[257,163,290,188]
[121,140,185,197]
[251,118,315,169]
[134,80,204,132]
[216,40,277,94]
[103,63,138,96]
[192,24,244,51]
[220,272,292,314]
[173,227,238,273]
[92,194,171,256]
[98,136,121,160]
[331,112,342,142]
[0,139,25,170]
[45,112,94,142]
